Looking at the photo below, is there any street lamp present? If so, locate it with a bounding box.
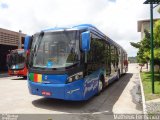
[19,30,22,49]
[144,0,160,94]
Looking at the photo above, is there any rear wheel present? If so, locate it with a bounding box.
[117,70,120,80]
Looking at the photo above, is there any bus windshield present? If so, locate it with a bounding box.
[32,31,79,69]
[8,49,25,69]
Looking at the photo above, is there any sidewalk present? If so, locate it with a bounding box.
[112,63,143,114]
[146,98,160,114]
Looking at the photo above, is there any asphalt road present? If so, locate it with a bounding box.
[0,63,143,120]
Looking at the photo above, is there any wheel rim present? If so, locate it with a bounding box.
[98,80,103,92]
[117,71,120,79]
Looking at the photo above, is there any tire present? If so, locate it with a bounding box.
[98,76,104,94]
[23,76,27,79]
[117,70,120,80]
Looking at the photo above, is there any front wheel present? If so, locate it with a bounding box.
[23,76,27,79]
[98,79,103,94]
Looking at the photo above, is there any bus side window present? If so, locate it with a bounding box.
[86,38,95,75]
[111,45,115,67]
[105,43,111,76]
[115,47,119,66]
[86,35,107,76]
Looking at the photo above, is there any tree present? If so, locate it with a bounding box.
[130,29,150,64]
[130,30,150,71]
[153,20,160,71]
[130,42,141,48]
[158,7,160,14]
[154,20,160,47]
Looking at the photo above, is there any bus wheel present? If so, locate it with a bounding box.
[23,76,27,79]
[117,70,120,80]
[98,79,103,93]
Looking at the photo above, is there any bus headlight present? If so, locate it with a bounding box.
[67,72,83,83]
[68,77,73,82]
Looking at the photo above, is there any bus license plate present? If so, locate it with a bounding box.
[41,91,51,96]
[12,71,17,74]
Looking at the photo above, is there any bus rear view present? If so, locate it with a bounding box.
[28,24,128,101]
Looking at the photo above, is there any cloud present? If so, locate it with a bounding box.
[0,0,159,56]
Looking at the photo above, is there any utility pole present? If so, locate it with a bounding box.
[150,3,154,94]
[18,30,22,49]
[144,0,160,94]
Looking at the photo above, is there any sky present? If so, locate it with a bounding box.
[0,0,160,57]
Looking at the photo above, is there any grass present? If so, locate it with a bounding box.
[140,72,160,101]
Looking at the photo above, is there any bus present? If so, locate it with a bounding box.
[7,36,33,78]
[7,49,28,78]
[27,24,128,101]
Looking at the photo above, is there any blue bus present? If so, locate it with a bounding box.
[27,24,128,101]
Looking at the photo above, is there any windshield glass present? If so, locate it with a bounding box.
[7,49,25,69]
[32,31,79,69]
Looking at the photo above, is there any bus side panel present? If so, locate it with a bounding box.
[65,79,84,101]
[83,68,105,100]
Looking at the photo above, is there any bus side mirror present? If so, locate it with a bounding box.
[81,31,90,52]
[24,35,32,68]
[24,35,32,51]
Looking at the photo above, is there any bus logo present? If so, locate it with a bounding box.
[45,76,48,80]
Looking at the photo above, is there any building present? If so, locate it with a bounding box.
[137,18,160,39]
[0,28,26,71]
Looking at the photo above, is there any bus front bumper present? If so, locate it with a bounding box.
[8,68,27,77]
[28,80,85,101]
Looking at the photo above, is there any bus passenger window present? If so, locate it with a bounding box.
[86,37,106,75]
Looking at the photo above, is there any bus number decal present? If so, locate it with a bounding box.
[84,78,98,96]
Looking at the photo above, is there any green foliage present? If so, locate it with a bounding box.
[153,21,160,68]
[137,47,148,64]
[154,48,160,59]
[158,7,160,14]
[128,57,137,63]
[142,30,150,51]
[131,29,150,63]
[130,42,141,48]
[141,72,160,100]
[154,21,160,48]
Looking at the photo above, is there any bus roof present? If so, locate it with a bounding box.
[42,24,127,53]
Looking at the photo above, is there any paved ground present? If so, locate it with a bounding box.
[0,63,142,120]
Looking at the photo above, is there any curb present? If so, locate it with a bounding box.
[139,72,147,114]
